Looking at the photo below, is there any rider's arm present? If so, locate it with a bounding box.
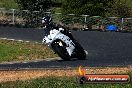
[52,23,70,34]
[57,24,69,33]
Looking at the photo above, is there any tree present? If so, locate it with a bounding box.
[107,0,132,17]
[61,0,114,16]
[15,0,52,11]
[14,0,54,27]
[61,0,131,17]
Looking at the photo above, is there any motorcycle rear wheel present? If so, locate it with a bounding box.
[74,43,86,60]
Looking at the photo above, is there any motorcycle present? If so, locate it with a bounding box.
[42,28,86,60]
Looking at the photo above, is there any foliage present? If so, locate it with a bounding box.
[61,0,114,16]
[106,0,132,17]
[14,0,57,27]
[15,0,52,11]
[60,0,115,25]
[61,0,132,17]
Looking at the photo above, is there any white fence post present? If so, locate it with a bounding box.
[121,18,124,30]
[81,15,89,23]
[12,9,15,24]
[84,15,87,23]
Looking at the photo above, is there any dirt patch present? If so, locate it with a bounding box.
[0,70,77,83]
[0,67,132,83]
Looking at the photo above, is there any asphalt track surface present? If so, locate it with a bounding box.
[0,26,132,69]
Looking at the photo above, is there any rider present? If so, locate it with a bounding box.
[41,16,74,41]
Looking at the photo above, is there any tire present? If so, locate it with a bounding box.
[52,41,71,60]
[74,42,86,60]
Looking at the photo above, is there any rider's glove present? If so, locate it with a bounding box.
[59,28,64,32]
[42,38,46,44]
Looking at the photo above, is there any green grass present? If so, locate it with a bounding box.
[0,0,18,9]
[0,75,132,88]
[0,40,57,62]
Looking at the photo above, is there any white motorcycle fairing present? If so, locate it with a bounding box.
[42,29,75,56]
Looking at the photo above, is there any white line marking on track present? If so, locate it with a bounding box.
[25,41,30,43]
[7,39,15,41]
[0,37,33,44]
[17,40,23,42]
[23,62,28,63]
[0,38,7,40]
[35,42,39,44]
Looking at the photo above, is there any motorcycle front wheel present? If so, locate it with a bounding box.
[52,41,71,61]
